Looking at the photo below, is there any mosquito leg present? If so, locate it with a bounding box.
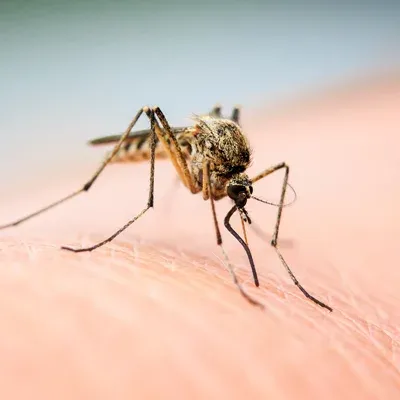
[0,189,83,229]
[153,107,197,193]
[251,163,332,311]
[208,104,222,118]
[207,104,240,125]
[62,107,157,253]
[150,120,188,189]
[0,107,149,230]
[203,161,264,309]
[231,106,240,125]
[202,161,220,240]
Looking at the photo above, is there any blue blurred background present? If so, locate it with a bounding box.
[1,0,399,198]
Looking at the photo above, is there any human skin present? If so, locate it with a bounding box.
[0,77,399,399]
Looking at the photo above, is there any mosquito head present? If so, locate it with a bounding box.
[227,175,253,209]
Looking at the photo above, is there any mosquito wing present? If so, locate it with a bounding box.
[89,126,192,163]
[89,127,189,146]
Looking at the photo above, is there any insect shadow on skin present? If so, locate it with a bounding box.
[0,104,332,312]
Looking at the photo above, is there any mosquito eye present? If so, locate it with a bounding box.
[227,184,244,199]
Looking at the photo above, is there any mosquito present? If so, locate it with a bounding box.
[0,104,332,311]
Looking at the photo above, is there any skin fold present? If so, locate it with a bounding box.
[0,76,399,399]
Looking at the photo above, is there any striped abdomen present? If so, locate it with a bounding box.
[89,127,193,163]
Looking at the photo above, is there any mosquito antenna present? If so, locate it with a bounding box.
[252,182,297,207]
[224,205,259,287]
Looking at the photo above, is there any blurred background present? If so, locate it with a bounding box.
[1,3,400,398]
[0,0,399,199]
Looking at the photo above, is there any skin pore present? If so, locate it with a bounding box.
[0,76,399,399]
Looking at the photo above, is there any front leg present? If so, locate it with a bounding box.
[251,162,288,245]
[251,162,332,311]
[153,107,197,194]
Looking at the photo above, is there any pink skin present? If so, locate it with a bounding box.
[0,77,399,399]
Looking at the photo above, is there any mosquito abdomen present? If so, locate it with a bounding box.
[111,135,169,163]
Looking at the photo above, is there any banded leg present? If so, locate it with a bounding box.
[203,161,264,309]
[251,162,332,311]
[62,107,158,252]
[0,107,149,229]
[153,107,197,193]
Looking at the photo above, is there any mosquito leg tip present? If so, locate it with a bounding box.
[61,245,76,252]
[248,296,265,310]
[315,299,333,312]
[0,221,22,229]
